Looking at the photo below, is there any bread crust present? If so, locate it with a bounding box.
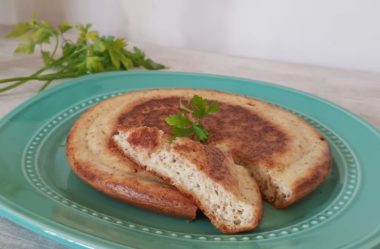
[66,88,332,215]
[112,88,332,207]
[113,127,263,233]
[66,95,197,219]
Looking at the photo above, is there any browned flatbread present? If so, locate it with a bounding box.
[66,88,331,216]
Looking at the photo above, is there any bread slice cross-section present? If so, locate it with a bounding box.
[112,126,263,234]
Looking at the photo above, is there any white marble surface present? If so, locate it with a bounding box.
[0,25,379,249]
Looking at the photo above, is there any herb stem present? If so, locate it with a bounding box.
[0,64,51,91]
[39,79,54,91]
[50,34,59,59]
[0,76,33,84]
[1,62,51,83]
[0,50,84,84]
[179,101,194,114]
[0,70,80,93]
[38,72,81,80]
[0,77,33,93]
[0,71,79,83]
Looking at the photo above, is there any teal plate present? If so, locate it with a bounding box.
[0,71,379,249]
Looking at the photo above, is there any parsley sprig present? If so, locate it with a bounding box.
[165,95,219,142]
[0,16,165,93]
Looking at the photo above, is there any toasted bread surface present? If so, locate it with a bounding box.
[66,94,197,219]
[113,127,263,233]
[66,88,331,214]
[114,89,331,207]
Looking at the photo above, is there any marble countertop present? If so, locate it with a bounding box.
[0,25,379,249]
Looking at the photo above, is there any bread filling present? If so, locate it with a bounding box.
[248,166,291,205]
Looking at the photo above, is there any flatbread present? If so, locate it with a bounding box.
[66,88,331,217]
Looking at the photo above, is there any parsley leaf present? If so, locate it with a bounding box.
[190,94,208,119]
[165,95,219,142]
[208,101,219,113]
[193,125,208,141]
[58,21,72,33]
[165,112,192,128]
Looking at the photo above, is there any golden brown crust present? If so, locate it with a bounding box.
[67,88,332,213]
[115,126,241,199]
[204,103,289,168]
[112,88,331,208]
[173,141,237,185]
[65,97,198,219]
[113,127,263,233]
[275,141,332,208]
[117,96,290,168]
[126,126,160,152]
[68,158,197,218]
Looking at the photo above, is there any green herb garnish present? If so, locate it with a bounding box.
[0,16,165,93]
[165,95,219,142]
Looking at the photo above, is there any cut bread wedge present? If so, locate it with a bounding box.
[112,126,263,234]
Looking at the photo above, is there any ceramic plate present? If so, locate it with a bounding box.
[0,72,379,249]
